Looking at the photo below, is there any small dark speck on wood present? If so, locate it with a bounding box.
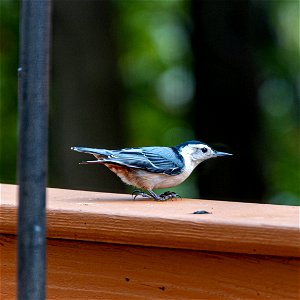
[193,210,211,214]
[125,278,130,282]
[159,286,166,291]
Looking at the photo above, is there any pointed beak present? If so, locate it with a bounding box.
[214,151,233,157]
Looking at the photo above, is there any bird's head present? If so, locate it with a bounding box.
[176,140,232,166]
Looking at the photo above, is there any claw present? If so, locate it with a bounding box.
[132,190,181,201]
[148,190,180,201]
[132,190,151,200]
[159,191,181,199]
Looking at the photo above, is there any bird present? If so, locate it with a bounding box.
[71,140,232,201]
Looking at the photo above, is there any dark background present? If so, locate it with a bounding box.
[1,0,299,204]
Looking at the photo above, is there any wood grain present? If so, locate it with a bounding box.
[1,235,299,300]
[1,184,299,257]
[1,184,300,299]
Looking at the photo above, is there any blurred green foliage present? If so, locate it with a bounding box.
[0,0,299,204]
[0,0,19,184]
[115,0,195,145]
[256,0,300,204]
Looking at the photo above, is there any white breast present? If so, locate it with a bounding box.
[133,168,193,190]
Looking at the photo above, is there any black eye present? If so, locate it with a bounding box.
[201,147,208,153]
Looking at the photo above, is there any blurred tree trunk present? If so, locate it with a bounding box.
[50,0,125,192]
[191,0,267,201]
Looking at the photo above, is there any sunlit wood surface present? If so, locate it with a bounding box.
[1,184,299,299]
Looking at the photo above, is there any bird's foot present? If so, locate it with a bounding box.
[132,190,180,201]
[132,190,151,200]
[149,190,180,201]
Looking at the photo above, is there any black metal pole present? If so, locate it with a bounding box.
[17,1,51,299]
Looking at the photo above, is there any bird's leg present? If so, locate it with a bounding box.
[148,190,180,201]
[132,190,151,200]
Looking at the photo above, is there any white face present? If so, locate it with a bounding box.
[178,142,231,172]
[180,143,215,164]
[190,144,215,161]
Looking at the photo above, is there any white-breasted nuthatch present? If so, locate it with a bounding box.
[71,140,232,201]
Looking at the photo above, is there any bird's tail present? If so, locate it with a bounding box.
[71,146,113,162]
[71,146,112,156]
[79,160,106,165]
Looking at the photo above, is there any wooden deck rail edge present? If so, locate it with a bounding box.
[1,184,299,257]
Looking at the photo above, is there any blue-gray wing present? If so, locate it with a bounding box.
[71,146,184,175]
[106,147,184,175]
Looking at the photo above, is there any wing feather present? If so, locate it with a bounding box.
[102,147,184,175]
[72,146,184,175]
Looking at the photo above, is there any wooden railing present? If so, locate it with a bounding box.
[1,184,299,299]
